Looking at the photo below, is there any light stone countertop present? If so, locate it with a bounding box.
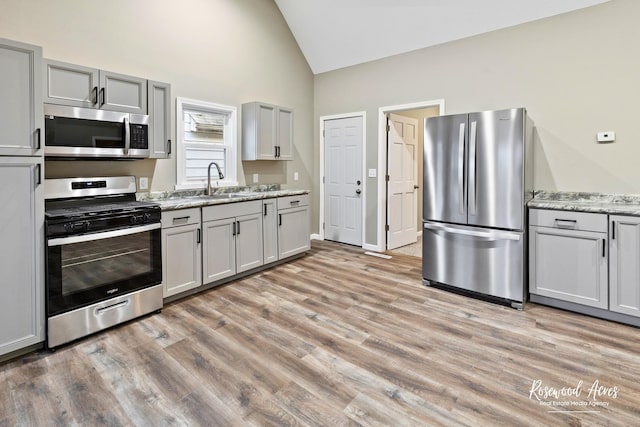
[138,185,310,211]
[528,191,640,216]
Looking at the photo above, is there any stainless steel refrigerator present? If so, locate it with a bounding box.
[422,107,533,308]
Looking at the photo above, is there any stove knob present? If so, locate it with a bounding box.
[143,213,152,223]
[130,215,140,225]
[64,223,74,232]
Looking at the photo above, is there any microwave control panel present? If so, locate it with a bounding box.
[130,124,148,149]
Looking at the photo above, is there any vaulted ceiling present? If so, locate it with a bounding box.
[274,0,610,74]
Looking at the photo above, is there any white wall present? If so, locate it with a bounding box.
[315,0,640,246]
[0,0,314,196]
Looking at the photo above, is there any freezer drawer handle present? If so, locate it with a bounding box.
[423,222,520,241]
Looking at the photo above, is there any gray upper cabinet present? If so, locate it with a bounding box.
[0,157,45,357]
[609,215,640,317]
[0,38,43,156]
[242,102,293,160]
[44,59,147,114]
[148,80,172,158]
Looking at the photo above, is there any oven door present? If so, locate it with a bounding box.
[46,223,162,316]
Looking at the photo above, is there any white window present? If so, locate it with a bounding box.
[176,97,237,189]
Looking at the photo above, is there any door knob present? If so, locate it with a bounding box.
[356,180,361,185]
[414,185,419,189]
[356,189,361,195]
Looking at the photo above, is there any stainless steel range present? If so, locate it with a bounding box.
[45,176,162,348]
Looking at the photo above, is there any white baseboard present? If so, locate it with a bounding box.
[311,234,322,241]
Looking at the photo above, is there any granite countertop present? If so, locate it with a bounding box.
[529,191,640,216]
[138,184,310,211]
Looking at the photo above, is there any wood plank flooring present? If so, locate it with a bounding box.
[2,240,640,426]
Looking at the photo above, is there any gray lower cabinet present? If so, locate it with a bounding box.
[0,158,45,357]
[609,215,640,316]
[44,59,147,114]
[148,80,172,158]
[161,209,202,298]
[0,38,43,156]
[529,209,608,309]
[263,199,279,264]
[278,195,310,259]
[202,201,263,285]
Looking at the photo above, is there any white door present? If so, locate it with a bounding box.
[387,113,419,250]
[324,116,363,246]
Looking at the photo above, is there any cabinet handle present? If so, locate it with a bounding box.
[277,146,281,158]
[92,86,98,105]
[197,228,201,244]
[290,200,300,206]
[35,128,41,150]
[34,163,42,186]
[264,204,267,216]
[100,87,105,106]
[236,220,240,235]
[279,214,282,226]
[232,221,236,236]
[274,146,278,158]
[612,221,616,240]
[167,139,171,155]
[602,239,606,257]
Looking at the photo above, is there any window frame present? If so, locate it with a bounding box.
[175,97,238,189]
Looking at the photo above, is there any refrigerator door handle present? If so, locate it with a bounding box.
[468,120,478,215]
[458,122,466,215]
[423,222,521,241]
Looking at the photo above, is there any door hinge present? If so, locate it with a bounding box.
[322,222,325,230]
[386,174,390,182]
[385,224,390,231]
[322,130,325,138]
[386,124,390,132]
[323,176,325,184]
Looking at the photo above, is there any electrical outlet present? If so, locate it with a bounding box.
[368,169,377,178]
[597,131,615,143]
[294,172,299,181]
[253,173,259,183]
[139,177,149,190]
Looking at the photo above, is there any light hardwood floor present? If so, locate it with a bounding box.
[2,240,640,426]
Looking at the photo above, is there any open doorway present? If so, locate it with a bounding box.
[377,100,444,253]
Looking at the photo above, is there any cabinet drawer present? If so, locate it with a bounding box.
[202,200,262,222]
[161,208,201,228]
[278,194,309,210]
[529,209,607,232]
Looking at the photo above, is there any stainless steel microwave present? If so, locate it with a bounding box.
[44,104,149,159]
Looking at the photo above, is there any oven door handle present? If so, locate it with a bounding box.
[48,223,161,246]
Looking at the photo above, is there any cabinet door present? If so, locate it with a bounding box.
[529,226,608,309]
[148,80,171,158]
[99,70,147,114]
[203,218,236,284]
[0,158,44,356]
[278,206,310,259]
[610,215,640,316]
[236,213,264,273]
[43,59,98,108]
[0,39,43,156]
[263,200,279,264]
[162,223,201,297]
[256,103,277,159]
[276,107,293,160]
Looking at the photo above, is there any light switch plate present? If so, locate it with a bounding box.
[368,169,377,178]
[253,173,259,183]
[294,172,299,181]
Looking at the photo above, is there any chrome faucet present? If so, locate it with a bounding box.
[207,162,225,195]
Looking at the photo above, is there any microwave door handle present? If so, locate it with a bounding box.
[123,116,130,156]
